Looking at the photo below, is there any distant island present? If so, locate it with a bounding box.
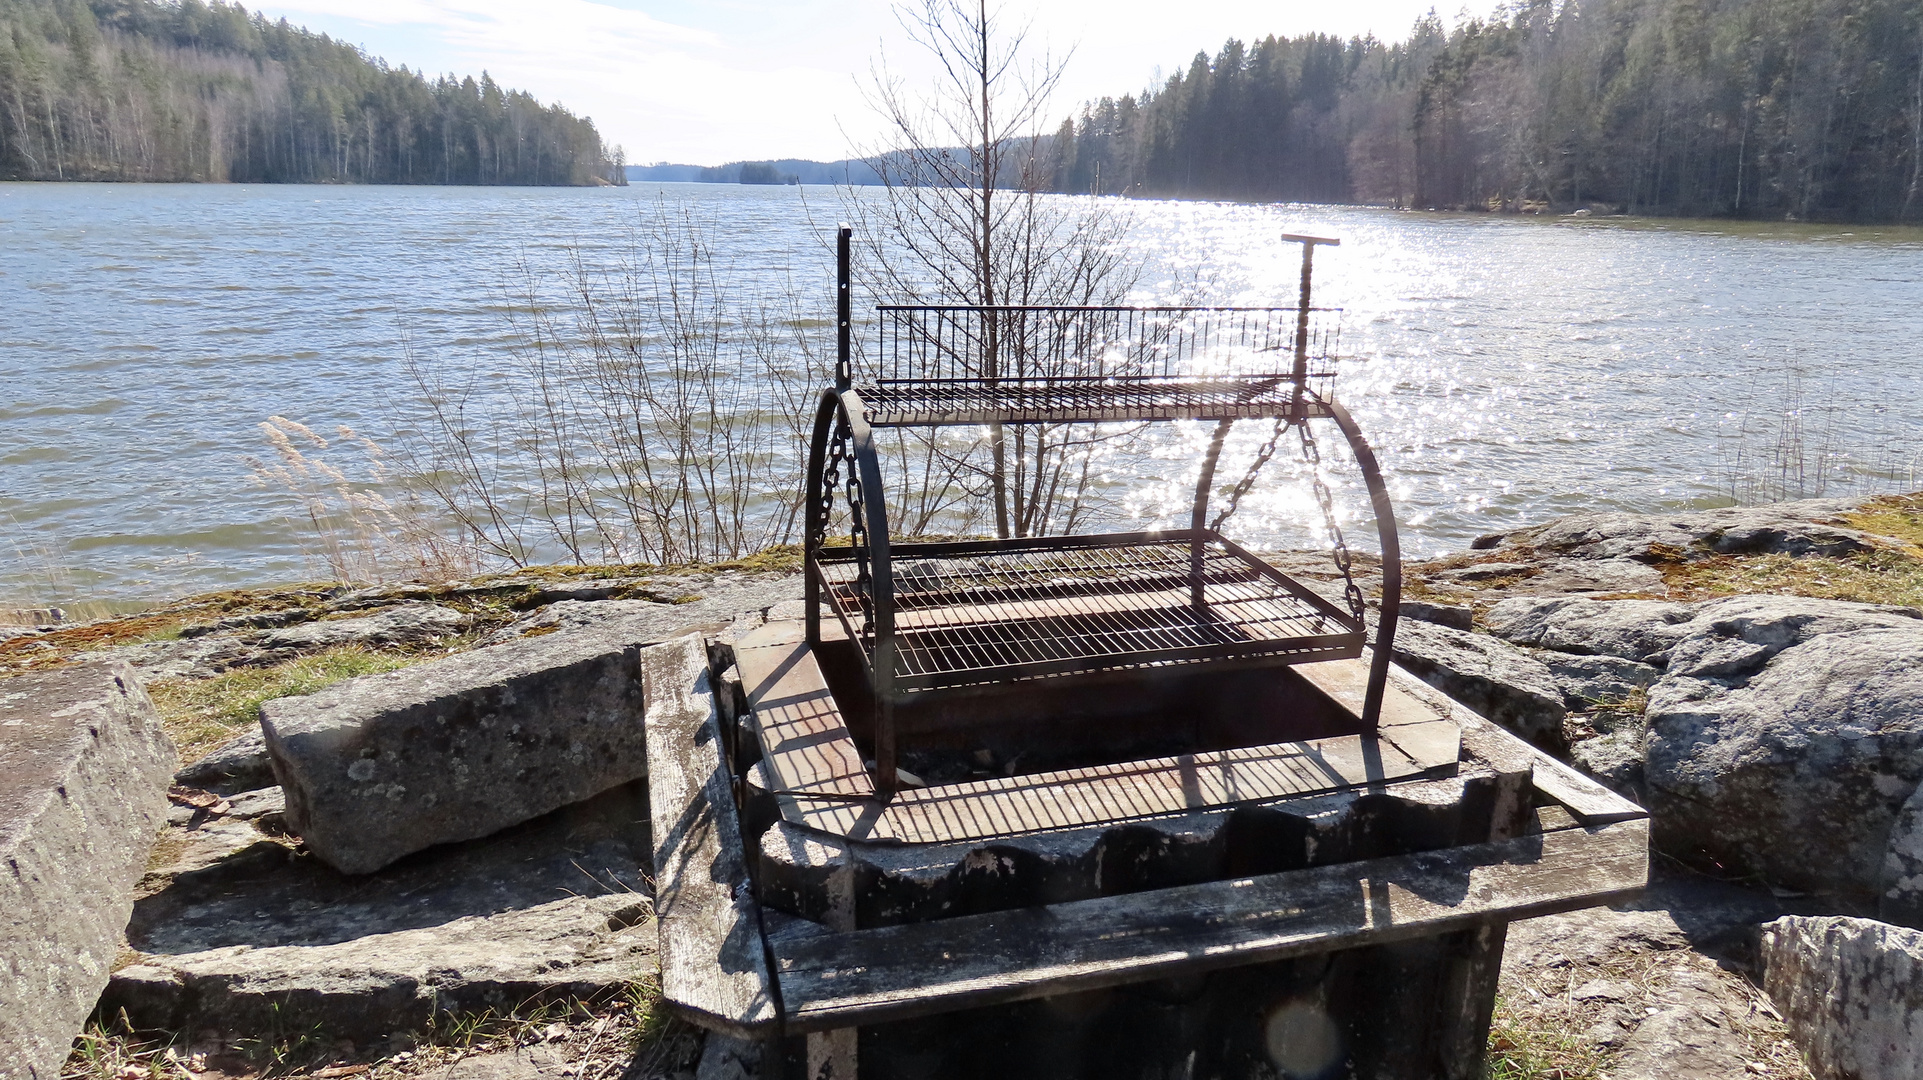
[627,159,882,186]
[0,0,622,185]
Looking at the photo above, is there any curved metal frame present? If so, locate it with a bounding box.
[804,386,899,791]
[1188,391,1402,728]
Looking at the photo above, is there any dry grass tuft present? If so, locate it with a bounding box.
[1658,549,1923,608]
[1486,997,1609,1080]
[249,417,480,587]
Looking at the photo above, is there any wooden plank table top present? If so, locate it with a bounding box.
[767,813,1650,1033]
[733,622,1461,844]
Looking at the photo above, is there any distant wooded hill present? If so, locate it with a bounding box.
[1051,0,1923,222]
[0,0,622,185]
[627,159,883,185]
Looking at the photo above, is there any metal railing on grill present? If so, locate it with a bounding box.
[858,305,1343,425]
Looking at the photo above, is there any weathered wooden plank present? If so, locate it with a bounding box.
[642,634,780,1039]
[769,817,1648,1032]
[1524,742,1647,825]
[1294,653,1448,730]
[736,628,873,807]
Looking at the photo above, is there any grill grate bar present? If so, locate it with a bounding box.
[818,534,1363,690]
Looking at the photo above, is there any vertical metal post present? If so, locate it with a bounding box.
[1282,233,1338,418]
[836,225,852,389]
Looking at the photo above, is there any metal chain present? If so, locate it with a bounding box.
[821,412,874,641]
[1298,420,1365,621]
[1210,416,1290,531]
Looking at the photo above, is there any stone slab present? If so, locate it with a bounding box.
[261,619,657,874]
[101,781,656,1043]
[0,662,176,1080]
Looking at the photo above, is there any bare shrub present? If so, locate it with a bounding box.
[400,201,818,567]
[836,0,1144,538]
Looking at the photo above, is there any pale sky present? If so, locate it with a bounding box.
[249,0,1452,165]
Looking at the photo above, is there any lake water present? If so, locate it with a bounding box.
[4,181,1922,607]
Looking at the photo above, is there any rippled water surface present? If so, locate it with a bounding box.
[4,181,1922,605]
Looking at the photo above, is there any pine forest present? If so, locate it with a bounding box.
[0,0,622,185]
[1050,0,1923,222]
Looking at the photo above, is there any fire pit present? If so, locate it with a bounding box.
[642,229,1649,1080]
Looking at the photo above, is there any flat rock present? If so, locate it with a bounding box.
[1645,625,1923,904]
[484,573,801,648]
[1483,596,1696,662]
[1397,599,1472,631]
[262,618,657,874]
[0,662,176,1080]
[1508,499,1872,561]
[1761,916,1923,1080]
[1610,966,1754,1080]
[1500,872,1806,1080]
[248,603,470,655]
[101,781,656,1043]
[1386,618,1568,743]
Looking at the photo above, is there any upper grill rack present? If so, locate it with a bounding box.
[859,305,1343,425]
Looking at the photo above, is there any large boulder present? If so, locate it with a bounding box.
[1658,596,1922,681]
[1760,916,1923,1080]
[0,662,176,1080]
[1644,624,1923,903]
[262,620,656,874]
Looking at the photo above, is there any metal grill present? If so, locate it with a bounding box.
[815,531,1365,693]
[861,305,1342,425]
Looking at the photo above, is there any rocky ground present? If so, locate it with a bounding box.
[7,495,1922,1079]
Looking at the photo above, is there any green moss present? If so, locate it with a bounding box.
[1844,494,1923,555]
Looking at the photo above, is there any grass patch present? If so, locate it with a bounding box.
[148,646,415,762]
[1659,549,1923,608]
[1485,997,1609,1080]
[1844,493,1923,554]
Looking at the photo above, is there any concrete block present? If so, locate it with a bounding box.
[261,621,654,874]
[0,662,175,1080]
[1762,915,1923,1080]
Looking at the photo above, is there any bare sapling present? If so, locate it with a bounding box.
[840,0,1142,538]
